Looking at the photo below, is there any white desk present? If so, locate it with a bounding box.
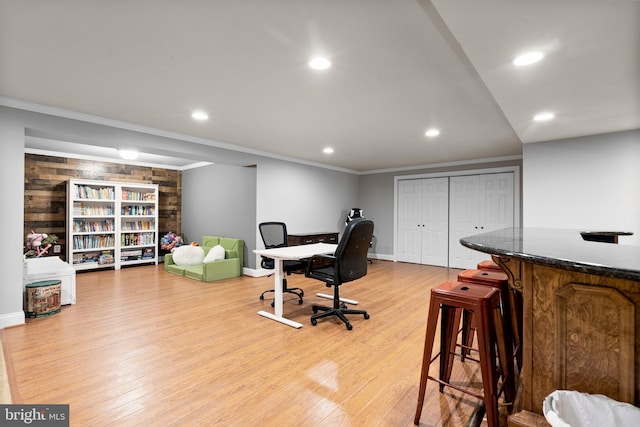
[254,242,337,328]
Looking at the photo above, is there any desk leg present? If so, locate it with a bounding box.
[257,259,303,329]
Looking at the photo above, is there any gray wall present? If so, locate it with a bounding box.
[523,129,640,245]
[184,159,360,270]
[182,164,257,268]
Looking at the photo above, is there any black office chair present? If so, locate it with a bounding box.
[346,208,373,264]
[259,222,307,305]
[305,218,374,330]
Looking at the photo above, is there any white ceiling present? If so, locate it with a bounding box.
[1,0,638,172]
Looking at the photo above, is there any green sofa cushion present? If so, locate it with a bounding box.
[164,236,244,282]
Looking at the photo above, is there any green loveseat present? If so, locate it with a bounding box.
[164,236,244,281]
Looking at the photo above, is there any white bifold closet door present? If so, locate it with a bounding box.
[397,177,449,266]
[448,172,515,269]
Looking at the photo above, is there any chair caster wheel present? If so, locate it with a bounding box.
[346,323,353,330]
[300,291,305,297]
[260,295,265,300]
[298,299,303,305]
[271,302,275,308]
[364,314,370,320]
[312,307,319,314]
[311,319,317,326]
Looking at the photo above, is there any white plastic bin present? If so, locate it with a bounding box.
[543,390,640,427]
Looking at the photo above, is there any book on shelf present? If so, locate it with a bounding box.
[141,248,155,259]
[98,251,114,265]
[73,251,101,264]
[121,249,143,257]
[121,190,156,201]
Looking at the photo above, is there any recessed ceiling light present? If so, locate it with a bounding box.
[513,51,544,66]
[191,110,209,121]
[424,128,440,138]
[323,147,334,154]
[533,112,555,122]
[309,57,331,70]
[118,149,139,160]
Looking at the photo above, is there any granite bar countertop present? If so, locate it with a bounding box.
[460,227,640,281]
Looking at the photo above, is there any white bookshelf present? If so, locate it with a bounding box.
[67,179,158,271]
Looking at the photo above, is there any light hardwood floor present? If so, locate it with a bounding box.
[3,261,497,426]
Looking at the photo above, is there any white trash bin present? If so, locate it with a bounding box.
[543,390,640,427]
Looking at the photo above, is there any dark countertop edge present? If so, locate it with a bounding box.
[460,239,640,282]
[580,231,634,236]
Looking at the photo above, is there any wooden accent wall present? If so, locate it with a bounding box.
[24,154,181,261]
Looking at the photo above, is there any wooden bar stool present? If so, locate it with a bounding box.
[466,266,523,371]
[457,269,518,364]
[414,281,516,427]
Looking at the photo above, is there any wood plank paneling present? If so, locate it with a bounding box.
[24,154,181,261]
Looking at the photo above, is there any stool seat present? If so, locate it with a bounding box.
[459,268,508,285]
[414,281,516,427]
[477,259,503,272]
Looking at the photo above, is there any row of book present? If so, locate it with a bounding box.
[73,235,116,250]
[73,185,115,200]
[121,232,155,246]
[121,205,155,216]
[72,249,156,264]
[73,219,115,233]
[121,190,156,201]
[72,250,114,265]
[121,221,155,231]
[121,248,155,261]
[73,204,115,216]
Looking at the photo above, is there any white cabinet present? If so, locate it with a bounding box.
[397,177,449,266]
[24,256,76,305]
[449,173,514,269]
[67,179,158,271]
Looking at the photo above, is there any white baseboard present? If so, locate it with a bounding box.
[369,254,394,262]
[0,311,25,329]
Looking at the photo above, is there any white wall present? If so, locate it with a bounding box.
[523,129,640,245]
[255,158,359,266]
[0,109,27,328]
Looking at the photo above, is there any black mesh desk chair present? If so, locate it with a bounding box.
[258,222,307,305]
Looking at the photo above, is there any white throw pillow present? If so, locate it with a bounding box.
[172,245,205,265]
[203,244,225,263]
